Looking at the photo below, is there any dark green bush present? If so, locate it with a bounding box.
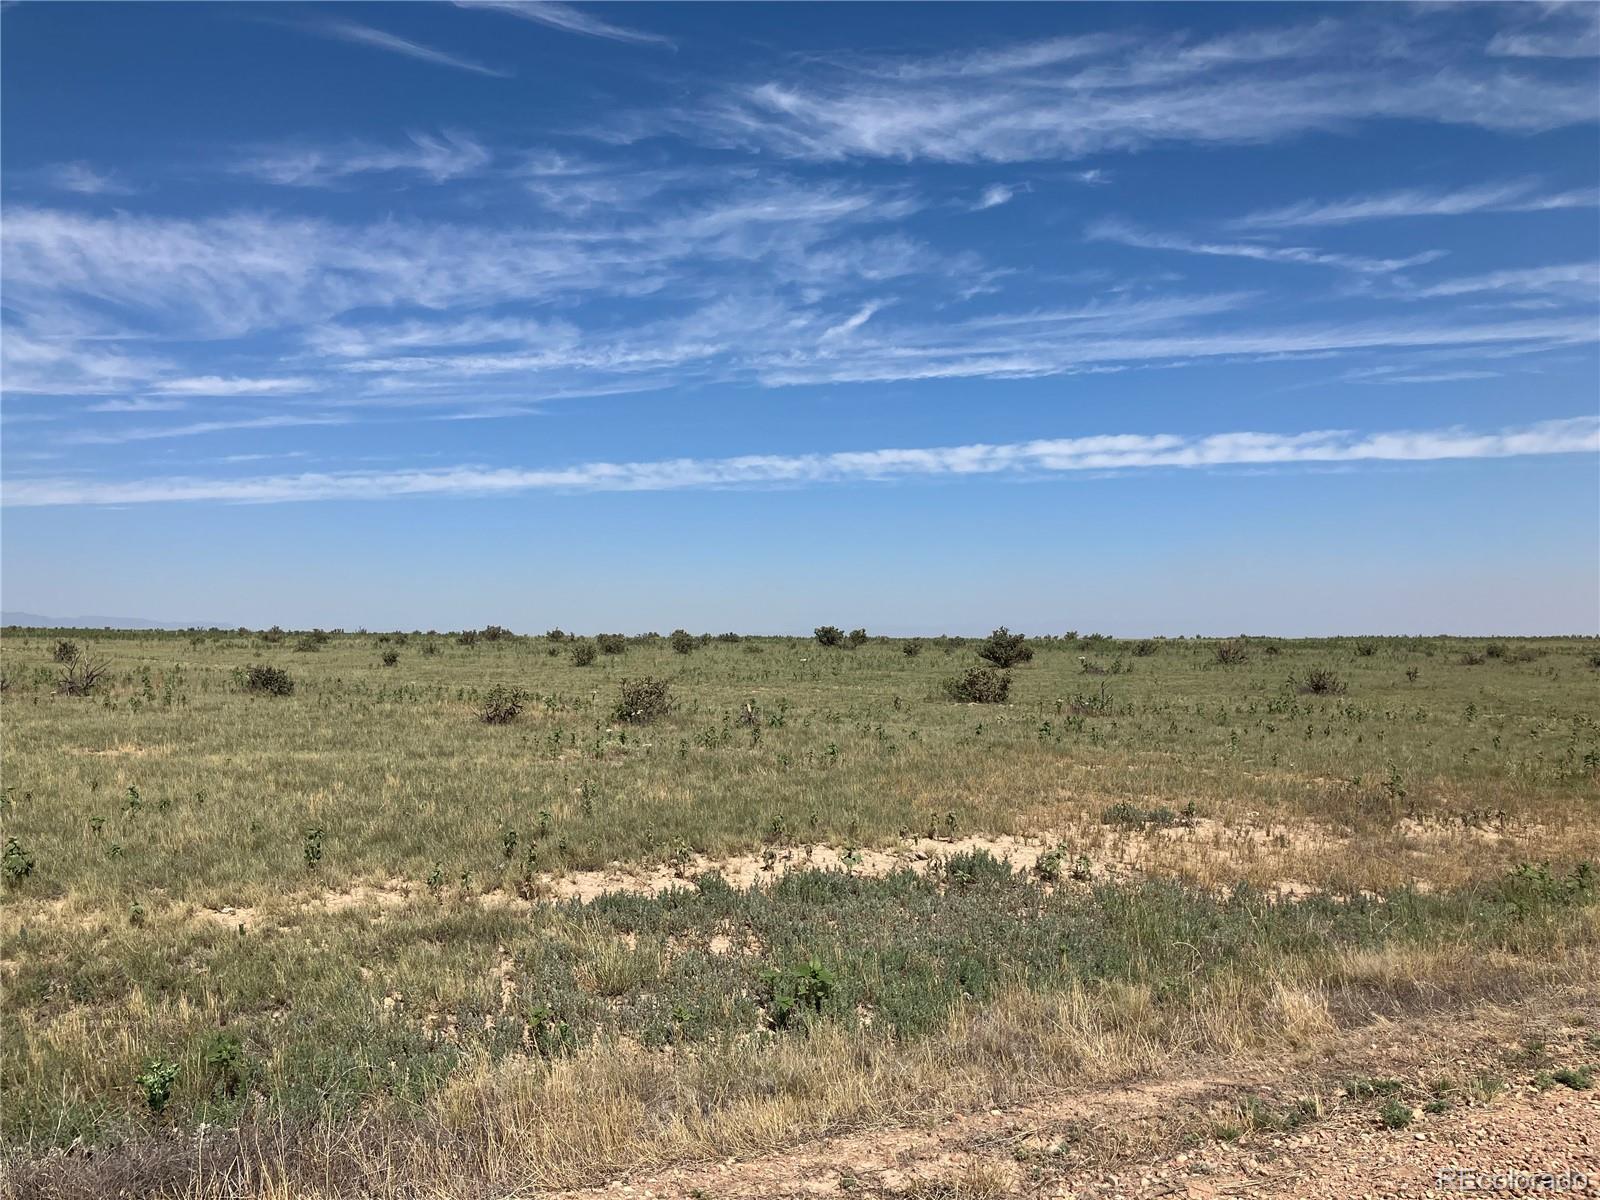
[1297,667,1347,695]
[902,639,922,657]
[846,628,868,648]
[479,684,526,725]
[596,633,627,655]
[977,627,1032,668]
[614,677,672,724]
[570,640,597,666]
[813,626,844,647]
[669,629,695,655]
[1213,639,1249,665]
[51,639,79,664]
[943,666,1011,703]
[244,664,294,696]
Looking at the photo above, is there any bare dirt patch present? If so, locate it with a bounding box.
[540,992,1600,1200]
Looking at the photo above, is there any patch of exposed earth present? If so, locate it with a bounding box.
[535,992,1600,1200]
[4,812,1546,938]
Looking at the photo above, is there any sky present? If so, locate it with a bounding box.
[2,1,1598,635]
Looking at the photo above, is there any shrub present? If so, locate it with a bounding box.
[977,627,1032,668]
[1297,667,1347,695]
[261,626,285,645]
[813,625,844,647]
[596,633,627,655]
[1131,639,1158,657]
[1213,639,1250,666]
[1484,641,1506,659]
[457,630,479,647]
[846,628,868,648]
[244,664,294,696]
[481,625,512,642]
[570,640,597,667]
[293,634,322,653]
[545,628,568,642]
[943,666,1011,703]
[614,677,672,725]
[1101,802,1177,829]
[1354,641,1378,657]
[51,639,79,664]
[55,653,110,697]
[902,639,923,657]
[1377,1098,1413,1130]
[381,649,400,667]
[669,629,695,655]
[479,684,526,725]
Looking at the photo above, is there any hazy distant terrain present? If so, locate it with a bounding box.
[1,613,212,631]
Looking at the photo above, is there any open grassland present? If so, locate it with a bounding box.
[2,627,1598,1198]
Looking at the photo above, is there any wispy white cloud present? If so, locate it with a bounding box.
[0,181,915,342]
[303,18,511,77]
[752,312,1596,387]
[39,161,136,196]
[1411,262,1600,301]
[454,0,673,48]
[819,302,886,342]
[8,417,1594,507]
[665,23,1598,163]
[1086,219,1444,275]
[86,397,188,413]
[151,376,319,397]
[1487,8,1600,59]
[973,184,1015,211]
[62,414,347,446]
[1232,180,1600,228]
[233,132,493,187]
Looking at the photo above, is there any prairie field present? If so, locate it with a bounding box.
[2,627,1598,1198]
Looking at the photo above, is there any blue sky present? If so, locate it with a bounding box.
[2,1,1597,634]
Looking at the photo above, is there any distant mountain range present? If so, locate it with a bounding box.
[1,612,217,630]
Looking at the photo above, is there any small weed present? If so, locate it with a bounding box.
[760,957,837,1030]
[302,827,324,870]
[3,837,36,885]
[135,1059,180,1115]
[1377,1098,1413,1129]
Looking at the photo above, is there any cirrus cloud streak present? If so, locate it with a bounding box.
[7,417,1594,508]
